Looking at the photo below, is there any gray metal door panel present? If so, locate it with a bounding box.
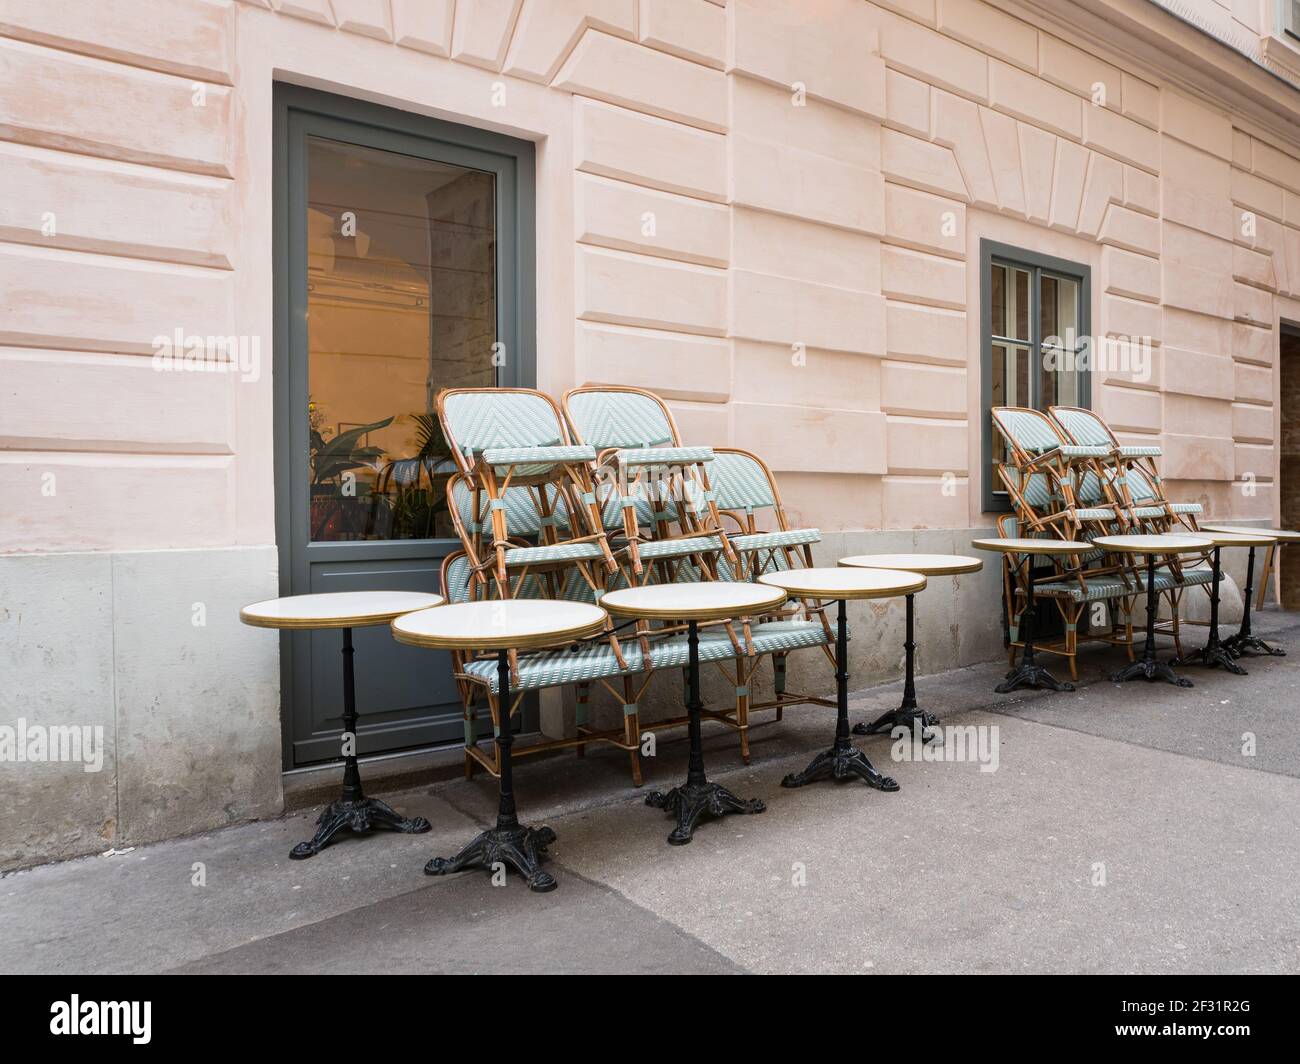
[274,86,536,768]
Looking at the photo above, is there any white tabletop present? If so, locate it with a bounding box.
[972,537,1092,555]
[391,600,607,651]
[760,567,926,600]
[1091,534,1213,554]
[240,591,446,630]
[1198,522,1299,543]
[1195,529,1278,548]
[840,553,983,576]
[600,582,787,621]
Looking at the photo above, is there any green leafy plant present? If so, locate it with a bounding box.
[310,416,393,491]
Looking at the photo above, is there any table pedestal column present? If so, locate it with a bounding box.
[853,593,939,741]
[1222,547,1286,659]
[1111,555,1193,687]
[425,649,558,891]
[1175,546,1246,675]
[996,560,1075,693]
[785,599,899,791]
[646,621,766,845]
[291,627,432,860]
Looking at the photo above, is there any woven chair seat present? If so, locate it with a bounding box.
[1037,566,1213,603]
[731,528,821,551]
[463,619,836,693]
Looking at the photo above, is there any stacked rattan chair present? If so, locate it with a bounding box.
[436,385,839,784]
[990,405,1212,678]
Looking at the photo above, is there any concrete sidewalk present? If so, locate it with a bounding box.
[4,610,1299,975]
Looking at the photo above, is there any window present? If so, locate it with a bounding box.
[980,241,1091,512]
[1285,1,1300,43]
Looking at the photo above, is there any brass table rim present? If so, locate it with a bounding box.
[971,537,1092,555]
[600,583,787,622]
[839,553,983,576]
[391,600,609,652]
[240,591,447,630]
[759,567,927,600]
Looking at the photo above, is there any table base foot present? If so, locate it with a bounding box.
[289,796,431,860]
[996,662,1075,694]
[424,824,558,893]
[1221,634,1285,659]
[1175,643,1248,675]
[853,708,939,741]
[781,745,899,792]
[1110,658,1193,687]
[645,782,765,846]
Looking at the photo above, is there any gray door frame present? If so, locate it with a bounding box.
[272,84,536,769]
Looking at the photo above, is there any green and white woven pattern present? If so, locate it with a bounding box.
[994,408,1064,452]
[710,451,777,511]
[443,391,566,457]
[463,618,837,693]
[731,528,821,552]
[637,535,723,560]
[566,390,676,448]
[1119,444,1162,457]
[450,478,574,538]
[617,446,715,467]
[1049,407,1112,447]
[1037,566,1212,603]
[481,445,595,465]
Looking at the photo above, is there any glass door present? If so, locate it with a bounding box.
[275,88,535,767]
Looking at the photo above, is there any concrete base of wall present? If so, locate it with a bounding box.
[0,547,282,871]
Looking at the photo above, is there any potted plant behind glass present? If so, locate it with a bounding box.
[309,415,393,540]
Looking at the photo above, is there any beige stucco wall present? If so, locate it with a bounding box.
[1,0,1298,550]
[3,0,1300,866]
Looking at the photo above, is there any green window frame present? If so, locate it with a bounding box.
[980,240,1091,513]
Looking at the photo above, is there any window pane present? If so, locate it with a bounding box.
[991,264,1006,336]
[305,136,496,541]
[1013,267,1030,341]
[1039,273,1081,414]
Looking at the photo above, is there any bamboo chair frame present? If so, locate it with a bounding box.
[437,386,618,592]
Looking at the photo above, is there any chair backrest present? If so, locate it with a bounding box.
[991,406,1067,456]
[563,386,679,449]
[1049,405,1116,448]
[447,472,571,541]
[1125,467,1161,504]
[438,388,569,467]
[710,449,778,515]
[442,549,601,606]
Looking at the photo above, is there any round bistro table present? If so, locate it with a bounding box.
[1199,522,1300,613]
[393,599,607,893]
[601,582,787,846]
[971,538,1093,694]
[759,567,926,792]
[240,590,445,859]
[1091,533,1215,687]
[1174,529,1278,674]
[838,554,982,741]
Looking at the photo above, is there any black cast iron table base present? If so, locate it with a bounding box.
[291,626,431,859]
[1111,657,1193,687]
[425,823,557,893]
[645,782,765,846]
[995,560,1075,694]
[854,593,941,741]
[998,660,1076,693]
[291,796,430,860]
[1111,551,1192,687]
[1221,544,1285,659]
[792,598,900,793]
[1175,545,1247,676]
[781,744,898,791]
[425,649,559,891]
[647,619,766,845]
